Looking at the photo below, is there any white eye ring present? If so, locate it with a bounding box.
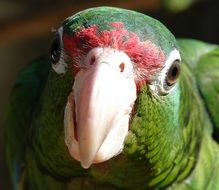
[51,26,67,74]
[149,49,181,95]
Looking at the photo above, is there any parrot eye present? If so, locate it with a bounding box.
[166,60,180,86]
[50,27,67,74]
[148,49,181,96]
[50,34,61,65]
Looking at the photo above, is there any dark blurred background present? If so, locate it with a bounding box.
[1,0,219,189]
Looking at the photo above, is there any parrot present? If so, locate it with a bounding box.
[4,6,219,190]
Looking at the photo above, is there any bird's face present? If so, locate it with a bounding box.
[49,8,181,169]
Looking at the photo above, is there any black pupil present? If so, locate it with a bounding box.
[171,66,178,77]
[50,35,61,64]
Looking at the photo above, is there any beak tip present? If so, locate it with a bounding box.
[81,160,92,169]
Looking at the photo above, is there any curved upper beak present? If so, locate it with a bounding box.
[64,47,137,168]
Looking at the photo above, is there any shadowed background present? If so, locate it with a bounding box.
[1,0,219,189]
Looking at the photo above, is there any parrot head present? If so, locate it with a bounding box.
[48,7,182,170]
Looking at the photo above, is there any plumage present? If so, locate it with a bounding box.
[4,7,219,190]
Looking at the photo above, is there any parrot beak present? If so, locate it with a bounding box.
[64,47,136,169]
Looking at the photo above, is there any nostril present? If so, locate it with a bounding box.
[119,63,125,72]
[90,55,96,65]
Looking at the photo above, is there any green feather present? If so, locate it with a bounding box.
[4,57,50,189]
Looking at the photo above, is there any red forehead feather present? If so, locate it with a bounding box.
[63,22,165,78]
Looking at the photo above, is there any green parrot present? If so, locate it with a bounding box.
[4,7,219,190]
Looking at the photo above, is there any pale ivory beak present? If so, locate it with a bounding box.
[64,47,136,168]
